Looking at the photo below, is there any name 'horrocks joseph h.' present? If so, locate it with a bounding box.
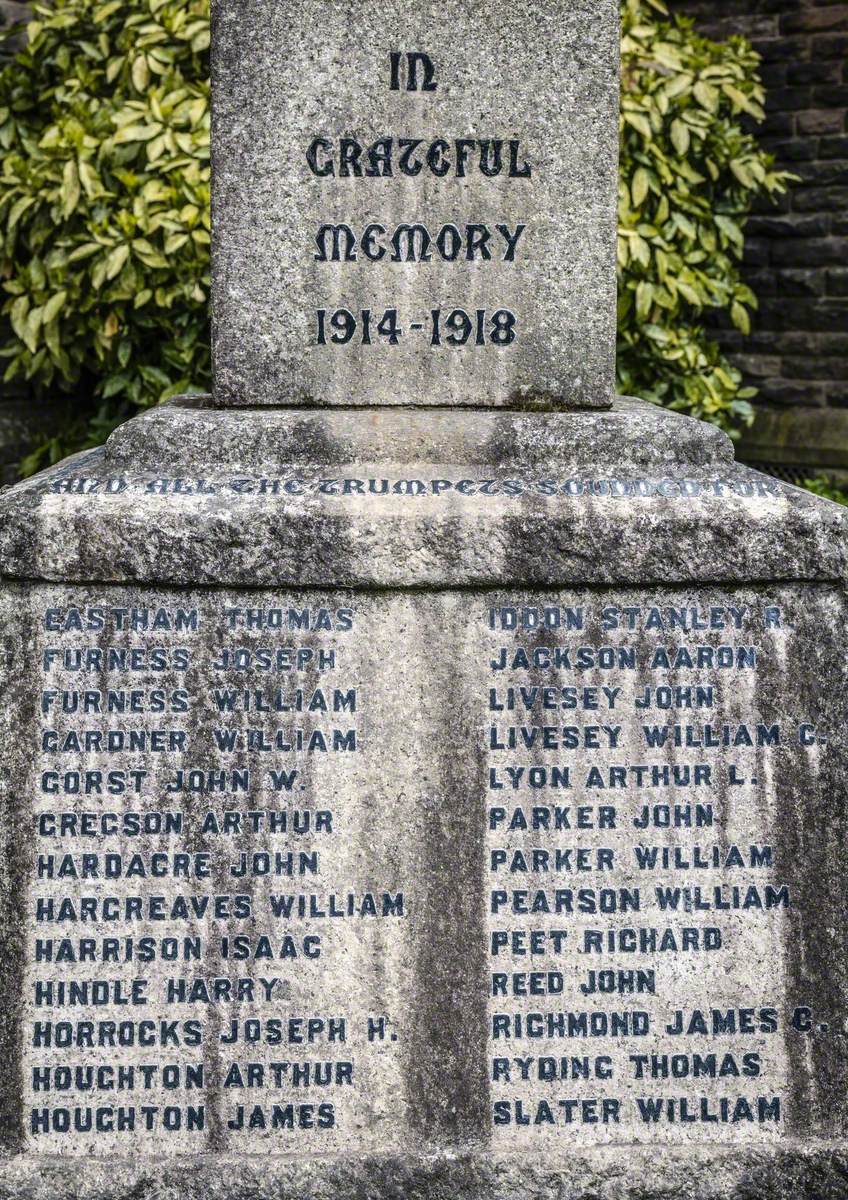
[0,2,846,1198]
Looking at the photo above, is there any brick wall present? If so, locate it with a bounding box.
[674,0,848,478]
[0,0,29,56]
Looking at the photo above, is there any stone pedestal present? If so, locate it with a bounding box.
[211,0,619,408]
[1,0,847,1193]
[0,400,847,1197]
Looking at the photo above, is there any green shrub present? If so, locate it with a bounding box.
[0,0,210,470]
[1,0,791,470]
[802,476,848,506]
[618,0,792,435]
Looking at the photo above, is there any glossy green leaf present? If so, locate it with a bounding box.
[60,159,81,220]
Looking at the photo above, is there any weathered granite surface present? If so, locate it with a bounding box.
[1,0,847,1188]
[211,0,619,408]
[0,402,846,1197]
[1,575,848,1156]
[1,1145,848,1200]
[107,395,733,470]
[0,401,845,588]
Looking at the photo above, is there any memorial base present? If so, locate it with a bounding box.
[0,395,844,586]
[0,1145,847,1200]
[0,400,846,1195]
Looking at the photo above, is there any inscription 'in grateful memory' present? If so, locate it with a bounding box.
[308,53,528,350]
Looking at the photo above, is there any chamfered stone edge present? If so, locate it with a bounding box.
[0,402,846,587]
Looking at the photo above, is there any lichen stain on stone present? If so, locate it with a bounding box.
[402,599,489,1149]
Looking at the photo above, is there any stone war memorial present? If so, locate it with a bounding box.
[0,1,847,1197]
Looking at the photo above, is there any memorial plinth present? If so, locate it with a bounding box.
[0,2,847,1198]
[211,0,619,408]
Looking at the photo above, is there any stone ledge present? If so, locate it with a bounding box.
[0,447,845,586]
[0,1144,847,1200]
[0,403,845,587]
[104,395,734,471]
